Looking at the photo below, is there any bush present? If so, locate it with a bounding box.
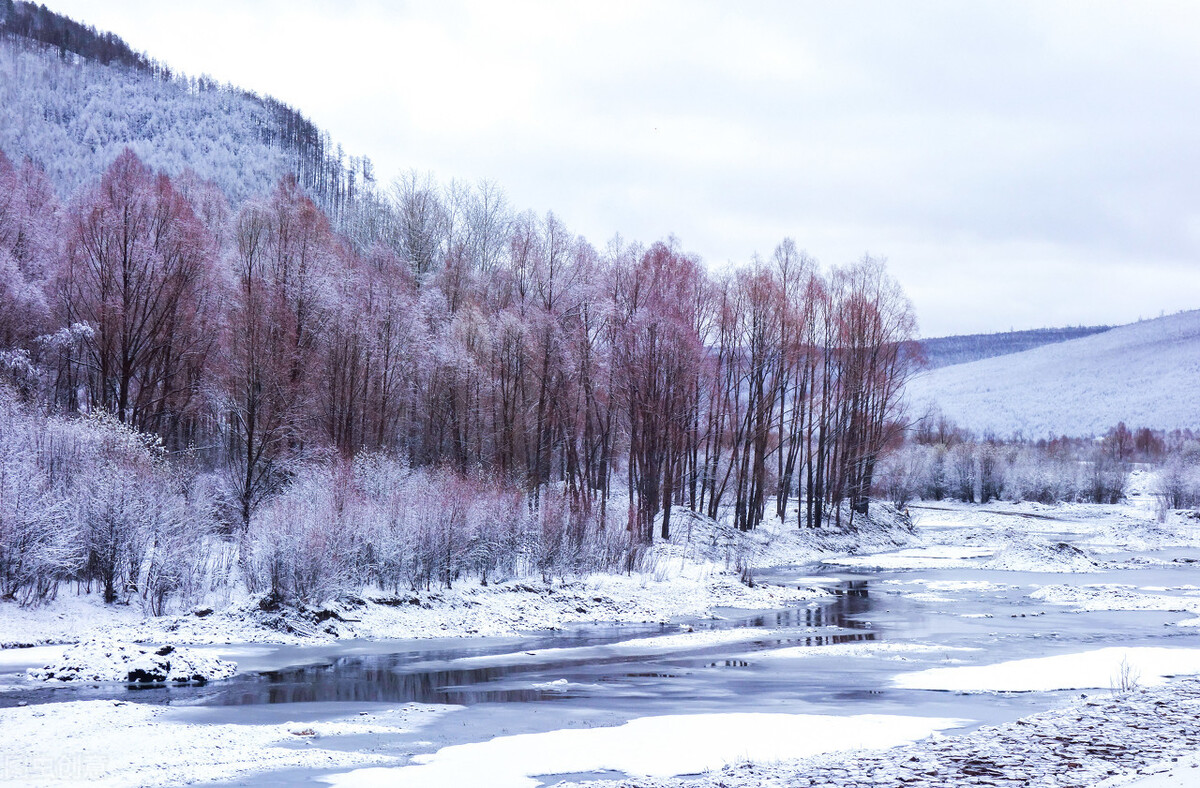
[874,445,930,508]
[1155,455,1200,520]
[1086,450,1127,505]
[0,390,645,612]
[0,400,75,603]
[1004,448,1079,503]
[243,464,366,604]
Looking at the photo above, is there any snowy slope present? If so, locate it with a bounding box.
[0,29,370,214]
[905,310,1200,437]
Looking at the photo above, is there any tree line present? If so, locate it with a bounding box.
[0,147,916,604]
[876,414,1200,518]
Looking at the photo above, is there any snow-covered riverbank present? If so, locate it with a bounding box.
[0,506,916,648]
[0,699,451,786]
[4,496,1200,788]
[0,567,828,648]
[8,492,1196,651]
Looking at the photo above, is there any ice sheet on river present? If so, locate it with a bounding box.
[404,627,806,670]
[895,646,1200,692]
[320,712,965,788]
[823,545,994,570]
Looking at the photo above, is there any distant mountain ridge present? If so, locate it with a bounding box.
[917,325,1113,370]
[906,310,1200,438]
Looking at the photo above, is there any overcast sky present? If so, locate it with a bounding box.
[44,0,1200,336]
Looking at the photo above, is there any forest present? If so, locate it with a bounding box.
[0,146,917,610]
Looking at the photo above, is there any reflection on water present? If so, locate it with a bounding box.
[749,581,872,629]
[196,579,880,707]
[227,661,563,705]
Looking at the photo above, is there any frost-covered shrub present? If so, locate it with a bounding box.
[0,395,75,603]
[884,434,1134,507]
[243,464,366,604]
[76,460,154,605]
[139,482,213,616]
[533,488,570,583]
[1004,448,1080,503]
[874,445,931,508]
[374,466,468,592]
[948,443,977,502]
[461,481,527,586]
[978,444,1006,503]
[0,391,212,609]
[244,453,634,602]
[355,454,418,593]
[71,413,194,606]
[1085,451,1128,505]
[1155,453,1200,519]
[919,444,950,501]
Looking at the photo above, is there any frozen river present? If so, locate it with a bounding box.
[12,562,1200,783]
[5,505,1200,786]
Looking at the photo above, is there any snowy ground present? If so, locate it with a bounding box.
[0,700,449,786]
[895,646,1200,692]
[4,493,1200,786]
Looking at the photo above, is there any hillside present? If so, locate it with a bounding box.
[905,310,1200,438]
[0,1,369,218]
[918,325,1112,370]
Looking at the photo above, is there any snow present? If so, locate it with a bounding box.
[894,647,1200,692]
[818,533,1105,574]
[654,502,915,572]
[568,678,1200,788]
[0,700,448,787]
[26,639,237,683]
[0,502,920,650]
[905,309,1200,437]
[0,40,294,205]
[910,499,1200,569]
[320,712,966,788]
[1098,754,1200,788]
[3,499,1200,785]
[1031,583,1198,614]
[981,540,1101,572]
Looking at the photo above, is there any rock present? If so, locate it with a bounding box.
[258,591,285,612]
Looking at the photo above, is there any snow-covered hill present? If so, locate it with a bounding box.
[905,310,1200,438]
[0,7,371,216]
